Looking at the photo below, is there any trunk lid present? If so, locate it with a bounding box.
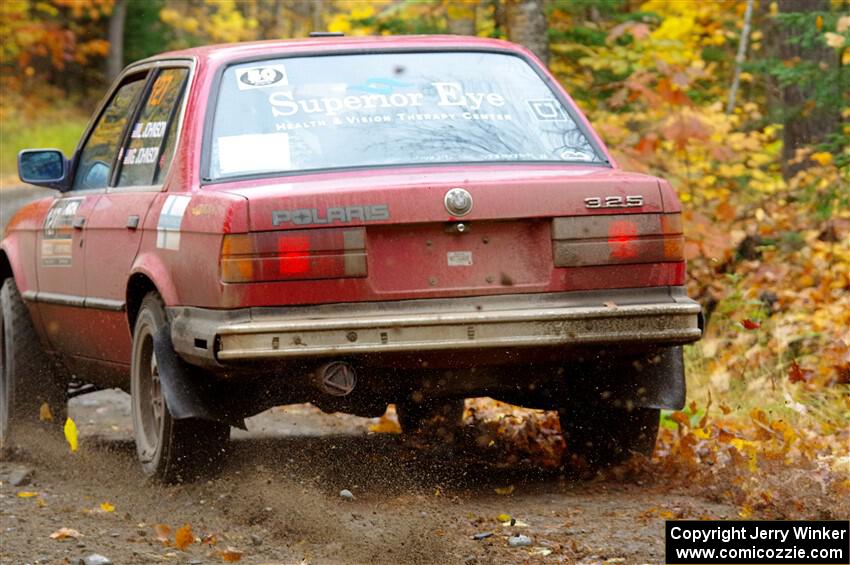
[214,165,670,299]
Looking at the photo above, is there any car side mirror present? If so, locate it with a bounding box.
[18,149,71,191]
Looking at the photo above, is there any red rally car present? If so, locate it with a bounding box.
[1,35,702,481]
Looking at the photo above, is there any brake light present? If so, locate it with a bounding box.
[221,228,366,283]
[552,213,684,267]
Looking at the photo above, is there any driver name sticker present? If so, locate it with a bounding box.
[237,64,288,91]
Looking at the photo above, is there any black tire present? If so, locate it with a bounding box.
[0,278,67,454]
[558,401,659,469]
[396,397,465,434]
[130,293,229,482]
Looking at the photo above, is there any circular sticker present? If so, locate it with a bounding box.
[239,67,284,88]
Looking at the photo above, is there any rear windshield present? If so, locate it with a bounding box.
[208,51,604,179]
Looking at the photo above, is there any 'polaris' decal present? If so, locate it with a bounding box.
[156,195,191,250]
[272,205,389,226]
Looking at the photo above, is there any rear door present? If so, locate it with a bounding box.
[35,75,147,358]
[83,64,191,364]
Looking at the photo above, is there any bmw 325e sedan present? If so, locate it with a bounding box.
[1,35,702,481]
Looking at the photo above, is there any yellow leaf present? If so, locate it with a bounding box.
[36,497,46,508]
[815,15,823,31]
[64,417,78,453]
[738,504,752,518]
[175,524,194,550]
[367,414,401,434]
[17,491,38,498]
[39,402,53,421]
[811,152,833,166]
[100,502,115,513]
[494,485,515,495]
[497,513,511,522]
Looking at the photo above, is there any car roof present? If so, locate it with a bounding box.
[142,35,530,65]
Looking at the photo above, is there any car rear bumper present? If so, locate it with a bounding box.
[168,287,703,368]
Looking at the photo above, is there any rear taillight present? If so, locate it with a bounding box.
[221,228,366,283]
[552,213,684,267]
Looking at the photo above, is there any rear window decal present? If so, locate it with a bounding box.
[217,132,292,176]
[237,64,287,91]
[528,100,568,121]
[156,195,190,251]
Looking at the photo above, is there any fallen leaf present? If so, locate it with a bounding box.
[494,485,515,495]
[50,527,83,540]
[788,361,814,384]
[218,546,243,562]
[39,402,53,421]
[64,417,78,453]
[496,513,511,522]
[100,502,115,513]
[154,523,172,544]
[367,414,401,434]
[202,533,218,545]
[175,524,194,550]
[741,319,761,330]
[502,519,529,528]
[17,491,38,498]
[811,151,834,165]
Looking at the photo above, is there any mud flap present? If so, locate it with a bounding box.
[626,345,686,410]
[588,345,686,410]
[153,326,247,429]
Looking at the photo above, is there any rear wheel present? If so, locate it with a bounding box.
[396,397,465,434]
[131,293,229,482]
[0,278,67,455]
[558,400,659,470]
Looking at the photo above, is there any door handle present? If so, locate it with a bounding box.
[127,215,140,230]
[72,217,85,229]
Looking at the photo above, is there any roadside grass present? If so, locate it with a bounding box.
[683,340,848,425]
[0,109,88,187]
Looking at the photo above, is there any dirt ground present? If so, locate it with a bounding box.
[0,390,746,565]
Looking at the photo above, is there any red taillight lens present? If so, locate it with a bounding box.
[221,228,366,283]
[552,213,684,267]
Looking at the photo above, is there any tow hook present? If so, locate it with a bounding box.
[313,361,357,397]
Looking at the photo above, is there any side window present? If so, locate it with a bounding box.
[117,68,189,187]
[72,77,146,190]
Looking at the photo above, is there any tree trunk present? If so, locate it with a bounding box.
[726,0,754,114]
[447,2,476,36]
[775,0,838,179]
[106,0,127,83]
[311,0,324,33]
[505,0,549,65]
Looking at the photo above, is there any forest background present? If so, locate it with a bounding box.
[1,0,848,516]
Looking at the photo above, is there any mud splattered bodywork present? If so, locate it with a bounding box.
[2,35,701,471]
